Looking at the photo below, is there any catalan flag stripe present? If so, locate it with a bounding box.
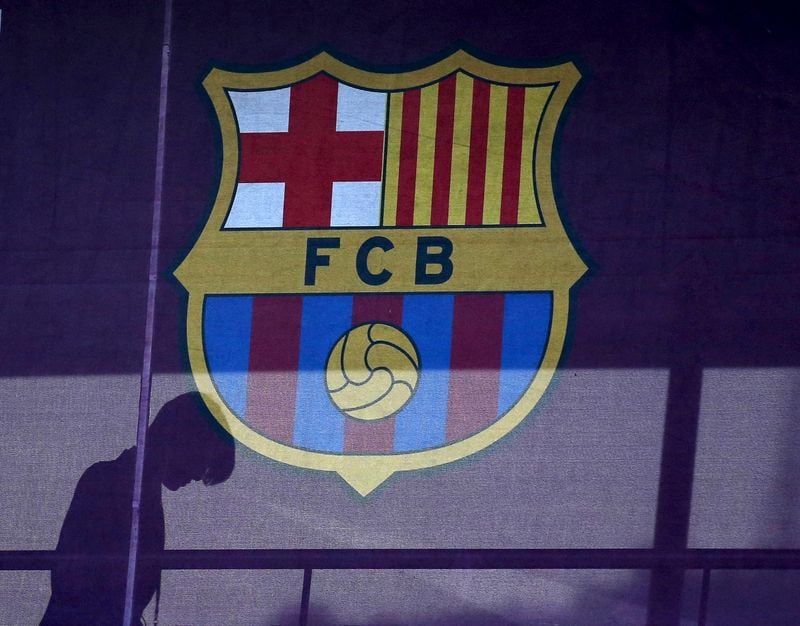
[413,84,439,226]
[481,84,508,224]
[465,80,491,225]
[447,73,474,226]
[395,89,421,227]
[430,75,456,226]
[380,77,546,228]
[381,92,403,227]
[500,87,526,225]
[518,86,551,225]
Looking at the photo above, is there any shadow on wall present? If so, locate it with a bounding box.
[272,572,649,626]
[282,546,800,624]
[40,393,235,626]
[271,571,800,626]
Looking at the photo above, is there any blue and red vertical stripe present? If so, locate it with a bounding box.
[203,292,552,454]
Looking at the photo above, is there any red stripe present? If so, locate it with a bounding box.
[395,90,421,226]
[344,295,405,453]
[246,296,303,443]
[500,87,526,225]
[239,133,383,183]
[465,81,491,225]
[352,295,404,326]
[446,294,504,442]
[430,76,456,226]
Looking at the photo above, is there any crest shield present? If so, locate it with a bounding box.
[175,51,587,495]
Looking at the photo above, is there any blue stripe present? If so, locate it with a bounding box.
[293,295,352,452]
[203,295,253,418]
[497,292,552,416]
[394,294,454,452]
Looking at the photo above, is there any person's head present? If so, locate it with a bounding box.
[146,392,235,491]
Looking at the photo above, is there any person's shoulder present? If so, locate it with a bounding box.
[73,450,135,498]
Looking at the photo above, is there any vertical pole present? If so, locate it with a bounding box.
[647,363,703,625]
[299,568,313,626]
[646,6,704,622]
[697,569,711,626]
[123,2,173,624]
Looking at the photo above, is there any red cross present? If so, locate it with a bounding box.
[238,74,385,227]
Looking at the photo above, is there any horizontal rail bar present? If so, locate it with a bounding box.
[3,549,800,571]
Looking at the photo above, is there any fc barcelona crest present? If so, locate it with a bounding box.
[175,50,587,495]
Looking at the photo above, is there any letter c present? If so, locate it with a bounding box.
[356,236,394,286]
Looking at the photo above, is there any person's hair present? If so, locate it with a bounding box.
[147,392,235,485]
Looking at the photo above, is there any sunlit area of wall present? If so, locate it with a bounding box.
[0,375,140,551]
[154,368,667,550]
[142,569,305,625]
[690,368,800,548]
[0,571,51,625]
[309,569,649,625]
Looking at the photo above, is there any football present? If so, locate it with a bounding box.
[325,323,420,421]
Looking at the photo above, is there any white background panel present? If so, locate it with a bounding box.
[330,181,382,226]
[224,182,286,228]
[336,83,387,131]
[229,88,290,133]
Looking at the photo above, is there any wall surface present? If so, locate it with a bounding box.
[1,1,799,624]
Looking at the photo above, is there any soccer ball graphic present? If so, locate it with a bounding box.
[325,323,420,421]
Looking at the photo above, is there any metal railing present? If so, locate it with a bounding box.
[4,548,800,626]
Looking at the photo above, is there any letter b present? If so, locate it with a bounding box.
[415,236,453,285]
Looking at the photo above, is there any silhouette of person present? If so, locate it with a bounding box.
[41,392,235,625]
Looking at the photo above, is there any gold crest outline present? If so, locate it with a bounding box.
[175,51,586,495]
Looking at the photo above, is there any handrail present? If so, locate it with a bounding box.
[3,548,800,570]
